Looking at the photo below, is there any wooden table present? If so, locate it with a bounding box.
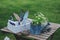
[0,23,60,40]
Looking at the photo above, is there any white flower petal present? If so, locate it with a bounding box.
[40,12,44,16]
[38,18,40,19]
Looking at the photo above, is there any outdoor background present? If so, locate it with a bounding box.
[0,0,60,40]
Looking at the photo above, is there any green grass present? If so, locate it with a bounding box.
[0,0,60,40]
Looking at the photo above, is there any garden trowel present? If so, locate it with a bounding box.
[22,11,29,24]
[13,13,21,21]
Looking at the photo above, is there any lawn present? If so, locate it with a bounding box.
[0,0,60,40]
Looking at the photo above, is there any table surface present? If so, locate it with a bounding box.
[0,22,60,40]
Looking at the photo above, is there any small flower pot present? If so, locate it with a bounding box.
[30,22,50,35]
[30,24,43,35]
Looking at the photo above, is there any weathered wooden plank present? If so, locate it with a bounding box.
[27,23,60,40]
[1,27,11,32]
[0,23,60,40]
[27,35,46,40]
[50,22,60,28]
[1,27,22,35]
[50,22,60,27]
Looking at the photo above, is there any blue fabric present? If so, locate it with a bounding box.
[30,24,42,35]
[30,22,50,35]
[35,25,42,35]
[30,25,36,34]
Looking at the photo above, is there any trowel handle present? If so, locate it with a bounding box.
[13,13,21,21]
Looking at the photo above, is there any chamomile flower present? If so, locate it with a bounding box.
[36,16,38,18]
[37,22,39,24]
[38,15,41,17]
[38,17,40,19]
[32,12,48,25]
[42,17,46,20]
[40,12,44,17]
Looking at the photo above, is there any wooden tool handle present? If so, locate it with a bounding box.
[13,13,21,21]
